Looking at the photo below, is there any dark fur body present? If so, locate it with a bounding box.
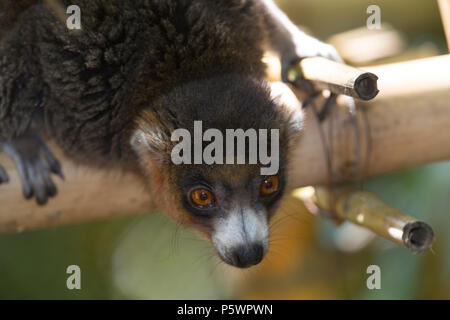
[0,0,341,267]
[0,0,272,171]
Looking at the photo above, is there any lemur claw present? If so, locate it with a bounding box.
[280,37,342,122]
[281,37,342,92]
[2,131,63,205]
[281,56,315,93]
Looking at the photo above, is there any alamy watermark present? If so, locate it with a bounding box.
[171,121,280,175]
[66,5,382,33]
[66,5,81,30]
[366,5,381,30]
[66,265,81,290]
[366,265,381,290]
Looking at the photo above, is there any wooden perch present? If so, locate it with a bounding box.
[289,57,379,100]
[1,54,450,233]
[296,187,434,253]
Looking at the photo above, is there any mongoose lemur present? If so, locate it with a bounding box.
[0,0,340,268]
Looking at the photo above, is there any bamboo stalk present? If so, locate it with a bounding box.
[300,187,434,253]
[0,55,450,233]
[288,57,379,100]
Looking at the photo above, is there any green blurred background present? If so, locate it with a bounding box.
[0,0,449,299]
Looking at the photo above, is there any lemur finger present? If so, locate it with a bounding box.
[27,162,48,205]
[281,57,315,93]
[3,143,33,198]
[297,40,343,63]
[320,43,343,63]
[19,161,34,199]
[292,74,316,93]
[328,47,343,63]
[281,56,299,83]
[16,160,34,199]
[39,159,57,197]
[41,143,64,179]
[0,165,9,183]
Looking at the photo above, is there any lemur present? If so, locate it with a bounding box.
[0,0,341,268]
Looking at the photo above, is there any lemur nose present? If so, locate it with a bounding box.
[230,243,265,268]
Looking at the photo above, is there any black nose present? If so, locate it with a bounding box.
[230,243,265,268]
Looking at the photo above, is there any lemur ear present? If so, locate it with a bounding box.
[130,109,175,166]
[130,127,170,166]
[269,81,304,137]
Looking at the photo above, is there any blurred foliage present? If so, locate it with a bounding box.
[110,213,229,299]
[0,0,449,299]
[278,0,447,51]
[361,162,450,299]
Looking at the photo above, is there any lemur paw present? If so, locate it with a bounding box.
[2,131,64,205]
[281,34,342,91]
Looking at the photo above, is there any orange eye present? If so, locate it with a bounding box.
[260,176,279,196]
[190,188,216,208]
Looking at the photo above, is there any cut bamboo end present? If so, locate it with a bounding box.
[402,221,434,253]
[289,57,379,100]
[296,187,434,253]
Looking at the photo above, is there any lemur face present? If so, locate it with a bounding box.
[131,73,302,268]
[175,164,286,268]
[133,156,288,268]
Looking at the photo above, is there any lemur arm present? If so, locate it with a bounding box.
[259,0,342,82]
[0,1,62,203]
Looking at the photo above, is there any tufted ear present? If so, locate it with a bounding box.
[269,81,304,138]
[130,119,173,168]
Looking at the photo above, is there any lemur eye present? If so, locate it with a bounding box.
[260,176,279,196]
[190,188,216,209]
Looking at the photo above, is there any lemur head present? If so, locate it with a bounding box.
[131,73,303,268]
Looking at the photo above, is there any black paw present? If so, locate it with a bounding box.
[280,34,344,122]
[2,131,64,205]
[281,35,342,91]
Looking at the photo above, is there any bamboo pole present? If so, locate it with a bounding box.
[289,57,379,100]
[0,54,450,233]
[296,187,434,253]
[0,155,155,233]
[287,54,450,187]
